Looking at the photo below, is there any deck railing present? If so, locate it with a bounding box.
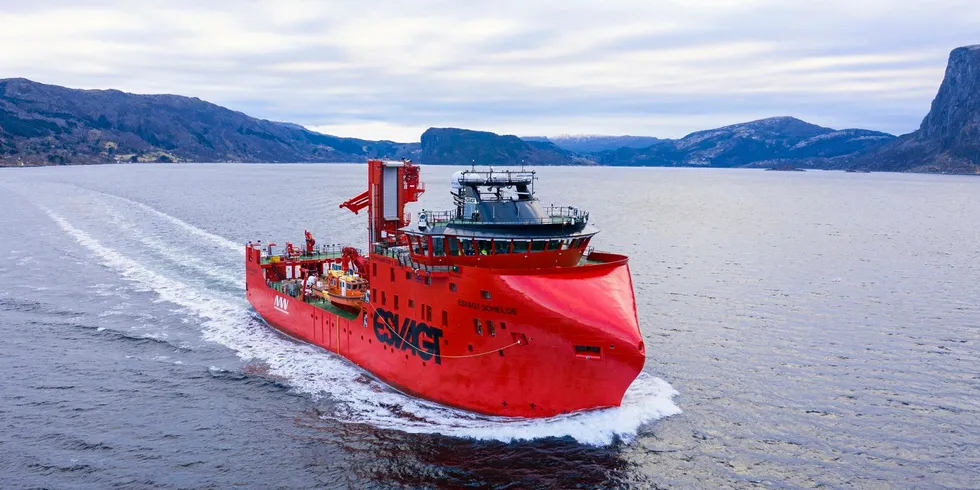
[423,205,588,227]
[257,245,353,265]
[373,243,454,273]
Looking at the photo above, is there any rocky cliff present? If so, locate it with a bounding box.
[420,128,580,165]
[0,78,418,165]
[854,45,980,173]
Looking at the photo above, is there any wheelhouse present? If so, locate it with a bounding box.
[399,169,596,269]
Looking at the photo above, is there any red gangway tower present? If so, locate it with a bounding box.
[339,159,425,247]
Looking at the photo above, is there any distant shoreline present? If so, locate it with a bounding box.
[5,160,980,176]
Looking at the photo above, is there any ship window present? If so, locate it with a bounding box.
[500,321,506,330]
[394,295,399,310]
[460,238,476,256]
[432,237,446,257]
[548,239,560,250]
[406,271,411,280]
[424,276,431,286]
[372,288,377,302]
[488,320,496,337]
[531,240,547,252]
[513,240,530,253]
[411,236,422,255]
[409,299,415,308]
[426,305,433,322]
[381,291,387,306]
[390,268,395,282]
[572,238,584,248]
[493,239,510,254]
[474,318,483,335]
[448,236,460,256]
[449,282,457,293]
[442,310,448,326]
[372,263,377,277]
[421,237,429,256]
[579,237,591,248]
[575,345,601,357]
[481,290,491,300]
[477,240,492,255]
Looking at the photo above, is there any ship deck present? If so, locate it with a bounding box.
[268,281,360,321]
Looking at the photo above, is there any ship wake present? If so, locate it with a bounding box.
[37,192,681,446]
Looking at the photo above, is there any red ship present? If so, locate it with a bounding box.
[245,160,645,418]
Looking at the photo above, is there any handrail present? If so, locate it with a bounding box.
[257,245,358,265]
[373,243,453,273]
[422,205,589,227]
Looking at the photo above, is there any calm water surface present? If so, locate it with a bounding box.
[1,164,978,489]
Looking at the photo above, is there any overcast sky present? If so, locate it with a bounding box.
[1,1,977,142]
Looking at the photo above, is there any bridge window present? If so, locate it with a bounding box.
[477,240,492,255]
[561,239,572,250]
[448,236,460,256]
[548,239,561,250]
[493,239,510,254]
[513,240,530,253]
[411,236,422,255]
[531,240,547,252]
[432,236,446,257]
[460,238,476,256]
[474,318,483,335]
[572,238,584,248]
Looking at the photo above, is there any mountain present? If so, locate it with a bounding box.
[0,78,418,165]
[854,45,980,173]
[7,42,978,173]
[522,135,662,153]
[420,128,582,166]
[598,117,895,167]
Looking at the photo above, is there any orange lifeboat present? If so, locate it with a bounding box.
[315,269,367,312]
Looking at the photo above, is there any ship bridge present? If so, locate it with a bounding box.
[427,169,590,231]
[395,168,597,269]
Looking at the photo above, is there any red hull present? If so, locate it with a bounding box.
[246,247,645,418]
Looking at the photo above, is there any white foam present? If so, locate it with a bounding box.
[44,207,680,445]
[102,207,242,288]
[63,185,243,255]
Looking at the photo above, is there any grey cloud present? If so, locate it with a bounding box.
[1,0,977,139]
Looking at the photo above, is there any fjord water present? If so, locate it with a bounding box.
[1,164,978,488]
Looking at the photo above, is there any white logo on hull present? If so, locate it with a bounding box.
[274,295,290,314]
